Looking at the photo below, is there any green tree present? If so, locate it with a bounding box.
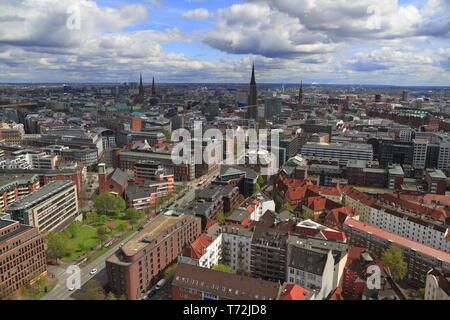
[97,226,109,246]
[257,175,264,187]
[85,211,98,225]
[46,233,69,260]
[78,280,105,300]
[303,210,315,220]
[107,292,118,300]
[164,264,178,281]
[79,242,90,255]
[125,208,145,226]
[160,129,172,140]
[212,264,236,274]
[380,244,408,280]
[94,193,126,215]
[280,202,294,213]
[65,221,82,239]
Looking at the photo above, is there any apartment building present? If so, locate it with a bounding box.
[250,227,288,283]
[221,225,253,275]
[0,215,47,299]
[358,198,450,253]
[106,212,202,300]
[301,142,373,166]
[424,169,448,195]
[172,263,282,300]
[0,174,40,210]
[343,218,450,284]
[178,223,223,269]
[113,149,194,181]
[5,180,80,232]
[286,235,348,300]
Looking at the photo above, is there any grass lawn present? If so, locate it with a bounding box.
[20,277,57,300]
[81,219,148,267]
[62,225,101,262]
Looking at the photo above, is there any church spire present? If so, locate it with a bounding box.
[299,80,303,105]
[250,62,256,85]
[149,76,159,106]
[151,77,156,96]
[135,73,144,104]
[247,63,258,120]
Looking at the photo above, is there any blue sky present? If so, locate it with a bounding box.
[0,0,450,85]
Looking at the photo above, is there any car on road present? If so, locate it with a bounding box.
[155,279,166,290]
[90,268,97,275]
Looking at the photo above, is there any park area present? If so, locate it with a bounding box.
[45,193,148,263]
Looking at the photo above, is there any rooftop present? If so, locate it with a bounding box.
[5,180,73,211]
[173,263,281,300]
[118,213,189,257]
[344,218,450,265]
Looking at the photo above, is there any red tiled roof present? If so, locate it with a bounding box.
[206,220,219,232]
[344,218,450,264]
[320,229,347,242]
[280,284,310,300]
[188,234,213,259]
[345,246,368,268]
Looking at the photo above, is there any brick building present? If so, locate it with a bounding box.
[343,218,450,284]
[0,215,47,299]
[98,163,128,196]
[106,212,201,300]
[0,174,40,210]
[172,263,282,300]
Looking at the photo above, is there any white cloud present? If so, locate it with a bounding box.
[181,8,211,20]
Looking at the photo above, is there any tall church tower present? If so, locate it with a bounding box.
[248,63,257,106]
[135,73,145,104]
[150,77,159,106]
[299,80,303,106]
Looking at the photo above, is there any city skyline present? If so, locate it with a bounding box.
[1,0,450,85]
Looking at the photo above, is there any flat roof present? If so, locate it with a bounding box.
[5,180,73,210]
[426,169,447,180]
[120,213,189,257]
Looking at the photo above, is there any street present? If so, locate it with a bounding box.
[41,170,217,300]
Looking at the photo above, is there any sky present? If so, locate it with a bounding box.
[0,0,450,85]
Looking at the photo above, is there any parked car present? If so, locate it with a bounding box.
[155,279,166,290]
[90,268,98,275]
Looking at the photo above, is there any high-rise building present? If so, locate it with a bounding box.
[264,98,282,120]
[402,90,409,102]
